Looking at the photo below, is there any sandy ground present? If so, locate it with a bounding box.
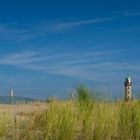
[0,103,48,116]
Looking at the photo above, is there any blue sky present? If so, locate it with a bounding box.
[0,0,140,99]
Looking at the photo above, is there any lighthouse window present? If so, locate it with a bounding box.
[128,87,130,89]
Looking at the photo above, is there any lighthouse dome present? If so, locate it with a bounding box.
[124,75,132,85]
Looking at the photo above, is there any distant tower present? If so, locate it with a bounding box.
[9,89,14,104]
[9,89,14,98]
[124,75,132,101]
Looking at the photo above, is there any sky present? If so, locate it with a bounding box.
[0,0,140,99]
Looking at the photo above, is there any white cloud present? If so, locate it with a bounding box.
[0,11,139,42]
[0,48,137,83]
[46,17,114,31]
[0,16,116,42]
[123,11,140,17]
[0,51,45,65]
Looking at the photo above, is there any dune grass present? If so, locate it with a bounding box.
[0,87,140,140]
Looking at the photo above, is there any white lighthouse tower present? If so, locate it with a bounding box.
[124,75,132,101]
[10,89,14,98]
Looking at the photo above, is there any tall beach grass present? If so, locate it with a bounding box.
[0,86,140,140]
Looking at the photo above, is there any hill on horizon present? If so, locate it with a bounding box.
[0,96,43,104]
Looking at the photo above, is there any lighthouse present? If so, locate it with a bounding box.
[124,75,132,101]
